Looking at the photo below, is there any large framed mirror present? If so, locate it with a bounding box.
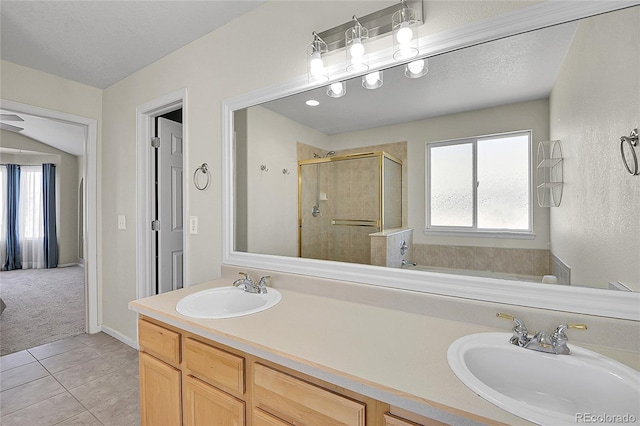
[223,1,640,320]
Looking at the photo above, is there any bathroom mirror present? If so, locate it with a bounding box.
[224,2,640,319]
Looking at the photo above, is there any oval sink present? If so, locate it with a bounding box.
[448,332,640,425]
[176,286,282,319]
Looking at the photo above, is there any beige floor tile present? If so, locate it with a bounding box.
[73,332,117,348]
[0,392,85,426]
[100,343,138,362]
[106,350,139,377]
[28,337,87,360]
[68,371,139,410]
[0,361,49,391]
[53,357,120,390]
[74,332,126,355]
[40,345,101,374]
[55,410,103,426]
[0,350,36,372]
[0,375,66,416]
[90,387,140,426]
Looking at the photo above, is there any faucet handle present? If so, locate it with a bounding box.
[551,323,587,355]
[238,272,254,283]
[497,313,529,346]
[257,275,271,294]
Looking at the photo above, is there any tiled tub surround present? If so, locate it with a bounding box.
[0,333,139,426]
[370,228,414,268]
[411,244,551,278]
[129,265,639,425]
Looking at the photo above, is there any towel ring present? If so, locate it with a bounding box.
[620,129,639,176]
[194,163,211,190]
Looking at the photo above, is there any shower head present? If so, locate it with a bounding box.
[325,151,336,157]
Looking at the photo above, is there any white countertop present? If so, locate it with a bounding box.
[129,277,639,425]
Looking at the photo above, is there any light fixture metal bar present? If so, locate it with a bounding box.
[318,0,423,52]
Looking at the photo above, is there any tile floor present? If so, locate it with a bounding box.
[0,333,139,425]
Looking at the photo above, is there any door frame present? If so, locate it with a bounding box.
[0,99,99,334]
[136,89,189,299]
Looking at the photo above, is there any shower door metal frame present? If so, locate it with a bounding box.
[297,151,403,258]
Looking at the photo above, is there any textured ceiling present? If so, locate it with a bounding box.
[1,0,266,89]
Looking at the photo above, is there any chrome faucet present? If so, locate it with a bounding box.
[233,272,270,294]
[497,313,587,355]
[401,259,416,267]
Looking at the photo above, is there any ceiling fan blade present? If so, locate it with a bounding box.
[0,113,24,122]
[1,122,24,132]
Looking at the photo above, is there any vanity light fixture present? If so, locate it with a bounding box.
[308,32,329,82]
[305,99,320,106]
[345,16,369,73]
[405,58,428,78]
[326,81,347,98]
[392,0,420,61]
[362,71,383,89]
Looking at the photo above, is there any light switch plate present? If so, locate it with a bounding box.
[118,215,126,230]
[189,216,198,234]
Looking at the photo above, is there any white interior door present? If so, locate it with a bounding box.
[157,117,183,293]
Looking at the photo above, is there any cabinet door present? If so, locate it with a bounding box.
[139,352,182,426]
[184,375,245,426]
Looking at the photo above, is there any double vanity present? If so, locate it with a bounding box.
[129,267,640,425]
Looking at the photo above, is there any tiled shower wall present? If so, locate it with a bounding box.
[298,142,406,265]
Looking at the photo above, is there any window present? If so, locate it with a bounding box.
[426,131,532,236]
[19,166,44,240]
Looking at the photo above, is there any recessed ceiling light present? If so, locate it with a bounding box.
[305,100,320,106]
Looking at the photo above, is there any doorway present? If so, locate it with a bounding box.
[135,89,188,300]
[153,110,184,294]
[0,99,99,335]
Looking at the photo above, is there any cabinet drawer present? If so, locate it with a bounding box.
[254,363,365,426]
[185,337,245,395]
[253,408,291,426]
[138,319,181,366]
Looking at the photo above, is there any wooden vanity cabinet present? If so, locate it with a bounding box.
[137,316,451,426]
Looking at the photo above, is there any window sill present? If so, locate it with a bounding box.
[423,229,536,240]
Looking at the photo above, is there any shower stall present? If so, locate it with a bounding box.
[298,151,403,264]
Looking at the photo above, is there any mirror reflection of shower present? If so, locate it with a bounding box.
[311,151,336,217]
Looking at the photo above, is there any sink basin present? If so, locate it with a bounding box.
[176,286,282,319]
[448,332,640,425]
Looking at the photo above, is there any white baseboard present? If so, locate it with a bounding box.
[98,325,139,350]
[58,263,83,268]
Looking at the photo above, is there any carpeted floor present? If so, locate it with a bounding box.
[0,266,85,356]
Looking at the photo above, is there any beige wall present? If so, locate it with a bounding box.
[0,131,80,265]
[245,106,328,257]
[2,1,540,342]
[549,8,640,290]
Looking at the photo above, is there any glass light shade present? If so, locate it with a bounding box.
[326,81,347,98]
[405,58,428,78]
[346,24,369,73]
[308,34,329,82]
[392,7,419,61]
[362,71,383,89]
